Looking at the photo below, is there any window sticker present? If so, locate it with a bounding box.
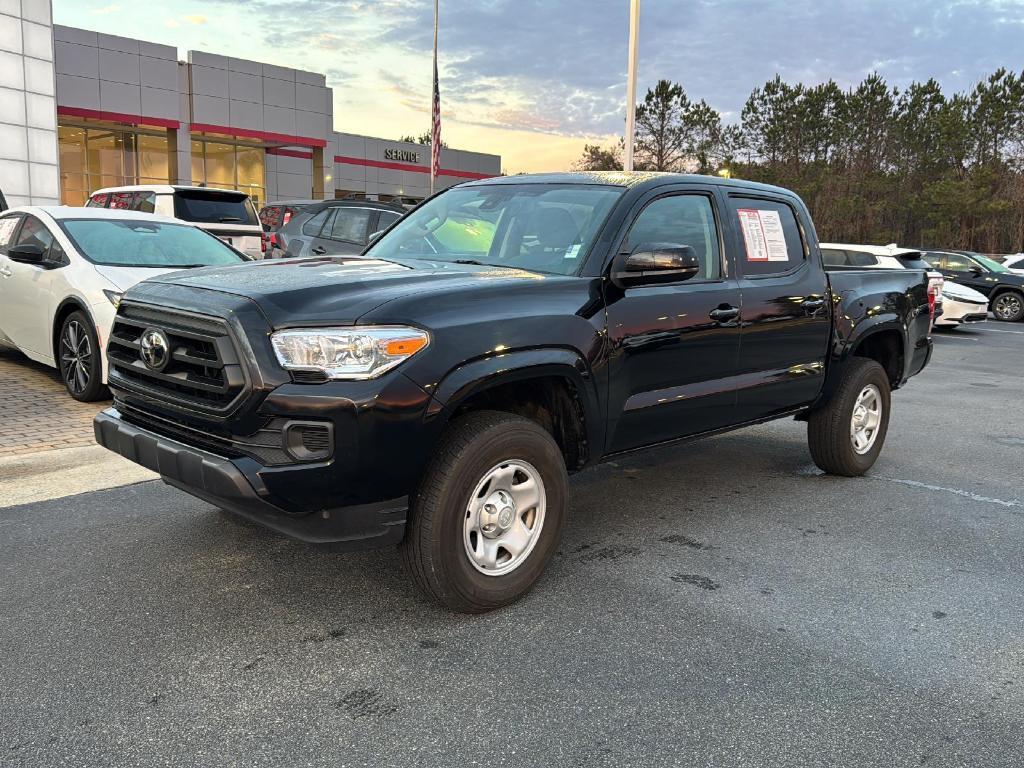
[564,244,581,259]
[737,208,788,262]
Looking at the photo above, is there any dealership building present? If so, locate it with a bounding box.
[0,2,500,210]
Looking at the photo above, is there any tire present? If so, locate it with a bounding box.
[401,410,568,613]
[991,290,1024,322]
[57,311,107,402]
[807,358,891,477]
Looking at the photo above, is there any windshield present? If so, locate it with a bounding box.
[60,219,247,268]
[366,183,623,275]
[973,253,1010,273]
[173,190,258,225]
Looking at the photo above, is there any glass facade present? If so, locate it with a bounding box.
[191,139,266,206]
[58,124,170,206]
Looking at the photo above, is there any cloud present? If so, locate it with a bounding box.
[182,14,208,25]
[90,3,121,14]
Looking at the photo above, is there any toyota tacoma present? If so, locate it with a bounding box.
[95,172,935,612]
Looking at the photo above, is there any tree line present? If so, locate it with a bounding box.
[575,71,1024,253]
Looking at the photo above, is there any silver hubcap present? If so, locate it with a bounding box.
[994,294,1021,319]
[850,384,882,455]
[60,320,92,395]
[464,459,546,576]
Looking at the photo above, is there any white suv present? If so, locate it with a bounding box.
[87,185,264,260]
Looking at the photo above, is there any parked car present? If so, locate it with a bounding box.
[95,172,934,612]
[87,185,265,260]
[257,199,320,259]
[1000,253,1024,275]
[922,250,1024,322]
[820,242,945,322]
[0,207,248,401]
[277,199,405,258]
[934,281,989,327]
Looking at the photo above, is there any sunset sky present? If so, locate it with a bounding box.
[55,0,1024,174]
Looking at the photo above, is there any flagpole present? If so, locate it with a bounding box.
[623,0,640,171]
[430,0,439,195]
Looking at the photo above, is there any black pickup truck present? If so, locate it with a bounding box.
[95,172,934,612]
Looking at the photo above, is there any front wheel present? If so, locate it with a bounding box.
[991,291,1024,322]
[807,358,891,477]
[58,311,107,402]
[401,411,568,613]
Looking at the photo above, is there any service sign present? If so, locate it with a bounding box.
[385,149,421,163]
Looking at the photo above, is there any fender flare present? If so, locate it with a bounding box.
[51,296,98,363]
[424,347,604,461]
[824,316,907,397]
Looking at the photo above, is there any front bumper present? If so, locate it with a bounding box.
[94,408,407,548]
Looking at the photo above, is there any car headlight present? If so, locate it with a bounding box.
[270,326,430,380]
[103,289,123,308]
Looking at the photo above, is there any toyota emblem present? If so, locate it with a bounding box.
[139,328,170,371]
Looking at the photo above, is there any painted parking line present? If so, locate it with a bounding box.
[972,326,1024,335]
[933,334,978,341]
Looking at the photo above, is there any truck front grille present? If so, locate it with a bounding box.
[107,303,247,415]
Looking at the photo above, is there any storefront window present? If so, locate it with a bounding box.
[191,139,266,206]
[58,123,171,205]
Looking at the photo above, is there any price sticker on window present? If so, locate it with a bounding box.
[737,208,788,262]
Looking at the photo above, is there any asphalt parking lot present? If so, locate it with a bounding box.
[1,323,1022,767]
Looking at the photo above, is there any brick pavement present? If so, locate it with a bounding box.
[0,348,110,457]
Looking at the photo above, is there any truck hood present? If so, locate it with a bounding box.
[138,255,550,327]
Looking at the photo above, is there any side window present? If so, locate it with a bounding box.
[624,194,721,280]
[87,193,110,208]
[302,208,332,237]
[328,208,373,244]
[731,197,806,277]
[0,215,21,250]
[377,211,401,230]
[820,248,846,266]
[847,250,878,267]
[132,192,156,213]
[14,215,55,254]
[943,253,978,272]
[109,192,135,210]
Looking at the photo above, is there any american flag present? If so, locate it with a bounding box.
[430,2,441,192]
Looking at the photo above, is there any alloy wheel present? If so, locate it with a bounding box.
[60,320,92,396]
[993,293,1022,321]
[850,384,882,455]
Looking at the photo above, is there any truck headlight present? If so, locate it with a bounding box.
[270,326,429,380]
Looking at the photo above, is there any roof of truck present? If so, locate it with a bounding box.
[460,171,798,196]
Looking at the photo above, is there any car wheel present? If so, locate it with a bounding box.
[991,291,1024,322]
[58,311,107,402]
[401,410,568,613]
[807,358,891,477]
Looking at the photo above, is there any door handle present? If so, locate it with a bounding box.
[311,246,327,255]
[708,306,740,322]
[801,298,826,310]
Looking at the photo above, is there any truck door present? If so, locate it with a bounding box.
[604,187,742,452]
[725,193,831,423]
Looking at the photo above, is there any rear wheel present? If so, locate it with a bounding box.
[807,358,891,477]
[991,290,1024,322]
[58,311,106,402]
[401,411,568,613]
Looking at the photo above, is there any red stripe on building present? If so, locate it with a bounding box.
[190,123,328,149]
[333,155,492,180]
[57,106,180,129]
[266,147,314,159]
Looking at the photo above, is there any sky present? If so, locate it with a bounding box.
[54,0,1024,174]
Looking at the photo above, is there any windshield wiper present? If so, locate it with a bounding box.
[452,258,485,265]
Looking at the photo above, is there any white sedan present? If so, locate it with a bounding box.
[0,206,247,401]
[935,280,990,327]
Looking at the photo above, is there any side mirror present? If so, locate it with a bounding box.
[968,265,983,276]
[7,243,45,264]
[612,243,701,288]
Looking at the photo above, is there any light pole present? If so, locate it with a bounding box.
[623,0,640,172]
